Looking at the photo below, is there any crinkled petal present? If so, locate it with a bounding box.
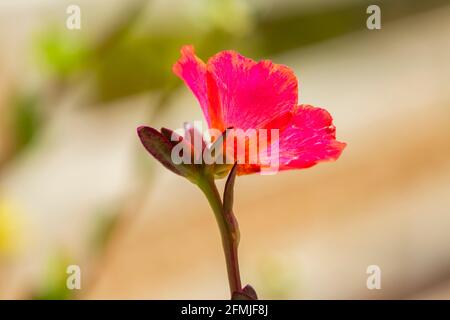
[272,105,346,170]
[207,50,298,131]
[173,46,222,129]
[172,46,207,120]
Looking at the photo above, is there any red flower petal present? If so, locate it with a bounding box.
[207,50,298,131]
[173,46,298,132]
[172,46,210,125]
[273,105,346,170]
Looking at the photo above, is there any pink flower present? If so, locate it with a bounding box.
[173,45,346,175]
[136,46,348,299]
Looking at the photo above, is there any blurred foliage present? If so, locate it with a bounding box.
[32,253,75,300]
[93,33,189,102]
[32,0,449,106]
[33,0,255,104]
[256,0,449,56]
[10,92,42,154]
[35,28,88,78]
[0,92,43,170]
[90,208,121,253]
[0,91,43,170]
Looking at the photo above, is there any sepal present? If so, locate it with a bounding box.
[232,285,258,300]
[137,126,198,180]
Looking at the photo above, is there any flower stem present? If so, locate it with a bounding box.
[197,174,242,297]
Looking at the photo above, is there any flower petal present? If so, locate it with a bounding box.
[173,46,219,128]
[207,50,298,131]
[273,105,346,170]
[183,122,207,164]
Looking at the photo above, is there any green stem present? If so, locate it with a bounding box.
[197,174,242,297]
